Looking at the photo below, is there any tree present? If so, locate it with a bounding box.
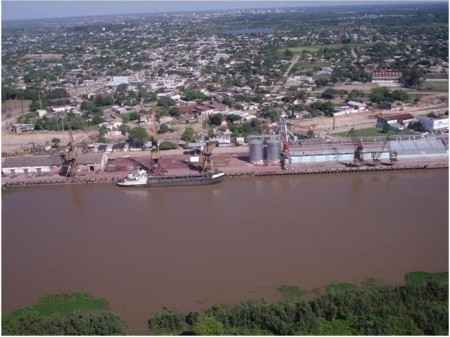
[91,113,104,125]
[80,101,99,113]
[283,48,294,58]
[222,96,234,108]
[2,86,18,101]
[192,315,225,336]
[99,125,107,137]
[169,106,180,117]
[370,87,391,104]
[116,83,128,94]
[29,100,42,111]
[51,138,61,148]
[181,127,195,142]
[226,114,243,123]
[159,141,178,150]
[209,113,224,126]
[158,96,176,107]
[158,123,170,134]
[128,126,149,147]
[402,67,424,89]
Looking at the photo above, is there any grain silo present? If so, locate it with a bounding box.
[266,138,281,163]
[249,139,264,164]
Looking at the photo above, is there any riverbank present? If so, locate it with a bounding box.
[2,155,448,188]
[148,272,448,335]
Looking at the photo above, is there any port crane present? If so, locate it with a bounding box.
[200,140,218,174]
[60,125,78,177]
[371,135,398,165]
[149,106,166,176]
[279,119,293,170]
[347,128,364,166]
[59,125,77,178]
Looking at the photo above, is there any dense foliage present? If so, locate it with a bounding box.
[2,293,128,335]
[149,277,448,335]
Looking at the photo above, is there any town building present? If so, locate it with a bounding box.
[11,123,34,133]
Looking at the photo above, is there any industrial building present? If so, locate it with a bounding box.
[1,153,108,176]
[249,136,448,165]
[415,115,449,133]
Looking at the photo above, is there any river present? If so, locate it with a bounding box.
[2,170,448,334]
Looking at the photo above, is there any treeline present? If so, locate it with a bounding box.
[148,280,448,335]
[2,311,128,336]
[2,293,128,336]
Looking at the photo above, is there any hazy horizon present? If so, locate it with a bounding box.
[2,0,445,22]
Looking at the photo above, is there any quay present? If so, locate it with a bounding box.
[2,160,448,188]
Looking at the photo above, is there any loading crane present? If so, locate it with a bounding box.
[60,125,78,177]
[347,128,364,166]
[279,119,293,170]
[371,135,398,165]
[149,106,166,176]
[200,140,218,174]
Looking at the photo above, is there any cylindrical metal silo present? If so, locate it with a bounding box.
[266,138,281,163]
[249,139,264,164]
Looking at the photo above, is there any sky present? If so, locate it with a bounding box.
[1,0,445,21]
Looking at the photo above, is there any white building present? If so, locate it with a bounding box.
[415,115,449,132]
[347,101,368,112]
[52,106,76,113]
[112,76,129,86]
[36,109,47,117]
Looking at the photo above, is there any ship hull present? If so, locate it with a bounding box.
[117,172,225,188]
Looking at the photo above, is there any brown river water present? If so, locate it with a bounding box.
[2,170,448,334]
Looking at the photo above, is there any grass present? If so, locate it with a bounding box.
[277,285,303,296]
[419,81,449,92]
[279,43,370,55]
[326,283,358,295]
[405,272,448,285]
[334,127,399,137]
[2,99,32,114]
[281,44,345,54]
[5,293,110,320]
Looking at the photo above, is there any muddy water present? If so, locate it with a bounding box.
[2,170,448,334]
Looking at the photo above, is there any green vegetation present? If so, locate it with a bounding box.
[181,127,196,142]
[192,315,225,335]
[278,44,345,54]
[149,276,448,335]
[159,141,178,150]
[405,271,448,285]
[278,285,303,296]
[334,127,399,137]
[127,126,150,147]
[370,87,411,104]
[419,81,449,92]
[326,283,358,295]
[2,293,128,335]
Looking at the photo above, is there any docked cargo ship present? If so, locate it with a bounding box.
[116,124,225,188]
[116,169,225,187]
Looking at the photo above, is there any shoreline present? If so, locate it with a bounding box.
[2,158,448,188]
